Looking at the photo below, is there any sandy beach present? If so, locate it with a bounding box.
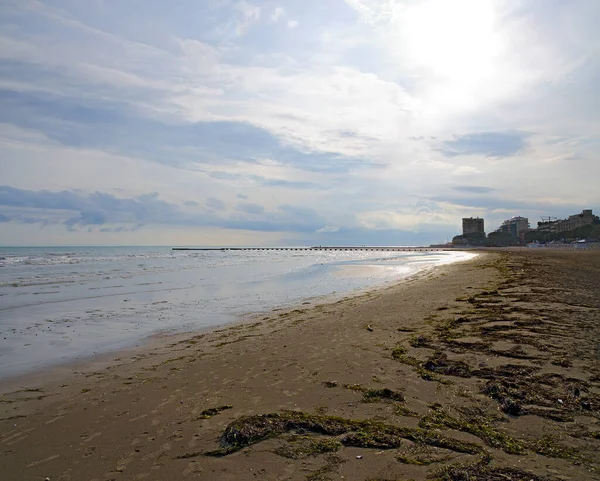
[1,249,599,480]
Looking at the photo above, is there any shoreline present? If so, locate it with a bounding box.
[1,250,599,480]
[0,249,473,382]
[0,252,474,388]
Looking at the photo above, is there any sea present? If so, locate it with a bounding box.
[0,246,474,379]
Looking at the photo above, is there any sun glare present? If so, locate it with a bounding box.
[402,0,503,83]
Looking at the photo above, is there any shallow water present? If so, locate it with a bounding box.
[0,246,473,378]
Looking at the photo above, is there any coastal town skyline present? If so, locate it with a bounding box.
[453,208,599,247]
[1,0,599,246]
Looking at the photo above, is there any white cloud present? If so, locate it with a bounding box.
[0,126,214,203]
[271,7,285,22]
[356,206,453,231]
[235,1,261,35]
[287,20,298,29]
[316,225,340,233]
[169,64,419,158]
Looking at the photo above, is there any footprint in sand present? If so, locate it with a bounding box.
[25,454,60,468]
[82,431,102,444]
[45,411,67,424]
[141,442,171,462]
[2,427,35,447]
[129,414,148,422]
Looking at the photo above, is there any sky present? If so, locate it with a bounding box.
[0,0,598,246]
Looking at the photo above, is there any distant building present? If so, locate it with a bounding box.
[535,210,596,234]
[496,216,530,238]
[555,209,595,233]
[462,217,485,236]
[536,220,558,234]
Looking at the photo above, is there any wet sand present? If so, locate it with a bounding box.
[1,250,599,480]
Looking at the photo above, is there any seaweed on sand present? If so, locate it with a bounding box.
[199,411,484,457]
[362,388,406,403]
[418,404,526,455]
[391,346,447,383]
[431,458,550,481]
[422,352,472,378]
[527,435,578,459]
[391,346,420,366]
[343,384,405,403]
[196,405,233,419]
[273,437,342,459]
[408,335,433,348]
[481,372,596,421]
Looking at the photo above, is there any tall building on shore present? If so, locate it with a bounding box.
[462,217,485,236]
[497,216,529,237]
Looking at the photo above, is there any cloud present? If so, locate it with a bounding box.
[0,88,370,174]
[316,225,339,233]
[278,204,319,218]
[235,1,262,36]
[205,198,225,210]
[236,203,265,215]
[0,186,182,226]
[65,209,107,226]
[251,177,321,189]
[2,0,419,161]
[453,186,495,194]
[99,225,142,233]
[356,207,457,232]
[0,185,84,211]
[0,185,326,234]
[271,7,285,22]
[194,166,324,189]
[427,193,582,215]
[439,132,530,158]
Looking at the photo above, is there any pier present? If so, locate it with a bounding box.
[172,246,450,252]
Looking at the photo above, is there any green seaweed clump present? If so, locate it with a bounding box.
[422,352,472,378]
[408,335,432,348]
[202,410,484,457]
[396,453,444,465]
[362,388,405,403]
[274,437,342,459]
[391,346,446,382]
[527,435,578,460]
[432,459,550,481]
[197,404,233,419]
[419,405,525,455]
[391,346,420,366]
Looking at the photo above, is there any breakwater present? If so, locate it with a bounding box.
[172,247,449,252]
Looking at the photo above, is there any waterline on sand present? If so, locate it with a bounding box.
[0,247,475,378]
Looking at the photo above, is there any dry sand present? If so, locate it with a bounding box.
[1,250,599,481]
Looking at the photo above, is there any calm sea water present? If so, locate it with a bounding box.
[0,246,473,378]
